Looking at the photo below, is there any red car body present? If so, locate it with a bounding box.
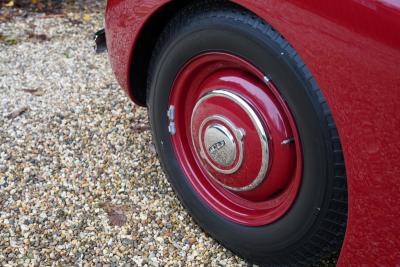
[105,0,400,265]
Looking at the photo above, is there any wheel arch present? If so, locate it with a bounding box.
[129,0,273,106]
[128,0,195,106]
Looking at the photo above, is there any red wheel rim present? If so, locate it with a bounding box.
[168,52,302,226]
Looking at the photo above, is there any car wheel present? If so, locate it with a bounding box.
[147,2,347,266]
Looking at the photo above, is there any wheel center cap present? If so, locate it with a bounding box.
[204,123,236,167]
[198,115,244,175]
[191,89,270,192]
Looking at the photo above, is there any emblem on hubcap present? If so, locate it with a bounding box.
[204,124,236,167]
[208,140,226,154]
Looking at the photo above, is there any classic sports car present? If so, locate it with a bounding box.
[97,0,400,265]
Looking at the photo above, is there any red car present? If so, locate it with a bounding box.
[97,0,400,265]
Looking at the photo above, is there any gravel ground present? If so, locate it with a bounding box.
[0,6,248,266]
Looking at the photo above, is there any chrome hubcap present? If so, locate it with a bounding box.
[191,89,270,191]
[198,115,244,175]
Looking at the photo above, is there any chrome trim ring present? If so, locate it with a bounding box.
[191,89,269,192]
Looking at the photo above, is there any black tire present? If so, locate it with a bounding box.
[147,2,347,266]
